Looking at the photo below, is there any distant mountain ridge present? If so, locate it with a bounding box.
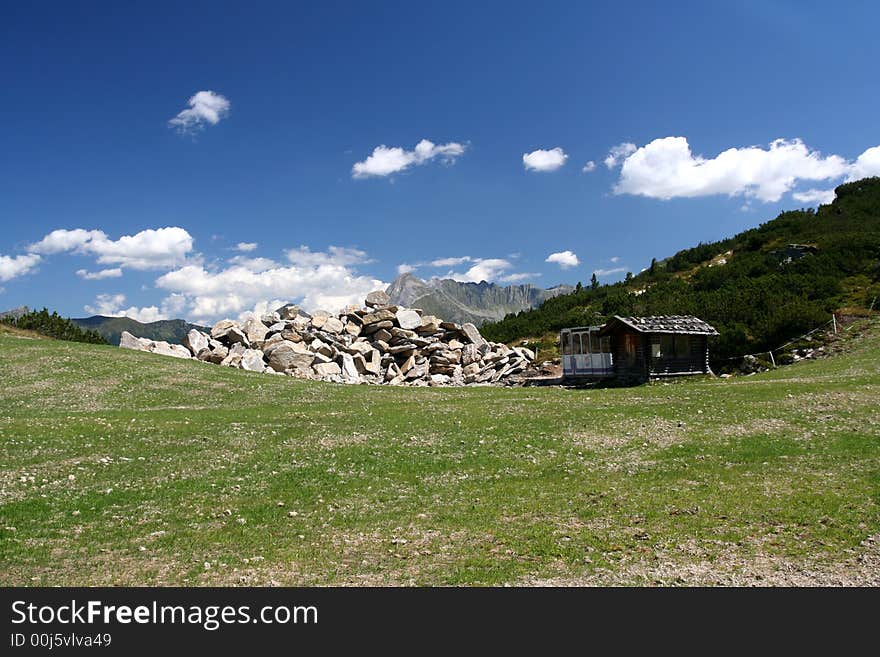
[71,315,208,346]
[0,305,30,320]
[386,272,572,326]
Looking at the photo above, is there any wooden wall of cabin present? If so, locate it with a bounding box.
[647,334,709,375]
[610,327,648,381]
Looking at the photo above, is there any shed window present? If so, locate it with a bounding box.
[651,342,662,358]
[562,332,571,355]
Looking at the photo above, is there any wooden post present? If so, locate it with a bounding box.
[768,351,776,368]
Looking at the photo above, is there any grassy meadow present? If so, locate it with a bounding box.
[1,322,879,586]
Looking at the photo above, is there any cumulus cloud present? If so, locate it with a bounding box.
[847,145,880,181]
[396,263,416,275]
[605,142,637,169]
[545,250,580,269]
[792,189,837,205]
[234,242,258,252]
[84,293,168,323]
[153,246,385,321]
[0,253,41,282]
[168,90,230,133]
[610,137,850,202]
[76,267,123,280]
[522,147,568,172]
[609,256,620,263]
[227,256,279,272]
[28,229,105,255]
[29,227,194,270]
[582,161,597,173]
[448,258,514,283]
[352,139,467,178]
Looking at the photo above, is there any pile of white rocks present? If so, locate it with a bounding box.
[119,290,535,386]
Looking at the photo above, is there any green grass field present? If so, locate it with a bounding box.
[2,322,879,586]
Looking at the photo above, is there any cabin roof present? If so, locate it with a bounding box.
[598,315,719,336]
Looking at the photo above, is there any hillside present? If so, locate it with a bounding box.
[482,177,880,365]
[71,315,208,346]
[1,316,878,586]
[386,272,572,326]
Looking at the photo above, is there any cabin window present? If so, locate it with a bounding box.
[656,335,691,358]
[562,332,570,355]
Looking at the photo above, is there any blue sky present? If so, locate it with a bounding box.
[2,1,879,323]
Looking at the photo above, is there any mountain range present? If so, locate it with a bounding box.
[69,315,208,346]
[385,273,572,326]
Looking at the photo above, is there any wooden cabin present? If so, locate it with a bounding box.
[598,315,718,382]
[561,315,718,383]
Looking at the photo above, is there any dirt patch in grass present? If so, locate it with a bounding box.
[524,533,880,587]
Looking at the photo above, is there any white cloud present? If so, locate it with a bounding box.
[605,142,637,169]
[430,256,472,267]
[611,137,849,202]
[522,147,568,172]
[396,263,416,275]
[29,227,194,270]
[609,256,620,263]
[847,145,880,181]
[227,256,279,272]
[545,250,579,269]
[792,189,836,205]
[498,272,540,283]
[352,139,467,178]
[84,293,167,323]
[0,253,41,282]
[76,267,123,280]
[593,267,626,277]
[285,245,371,267]
[448,258,513,283]
[168,90,230,133]
[154,246,385,321]
[582,161,597,173]
[234,242,258,252]
[28,229,105,255]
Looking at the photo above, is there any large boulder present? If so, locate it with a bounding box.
[149,341,193,359]
[417,315,441,334]
[365,290,391,308]
[240,349,266,372]
[310,310,331,329]
[210,319,238,340]
[461,343,481,366]
[339,352,360,383]
[275,304,301,320]
[267,341,314,374]
[461,323,488,347]
[182,329,209,356]
[313,361,342,377]
[362,308,396,325]
[395,309,422,330]
[119,331,150,351]
[242,317,269,344]
[323,316,345,334]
